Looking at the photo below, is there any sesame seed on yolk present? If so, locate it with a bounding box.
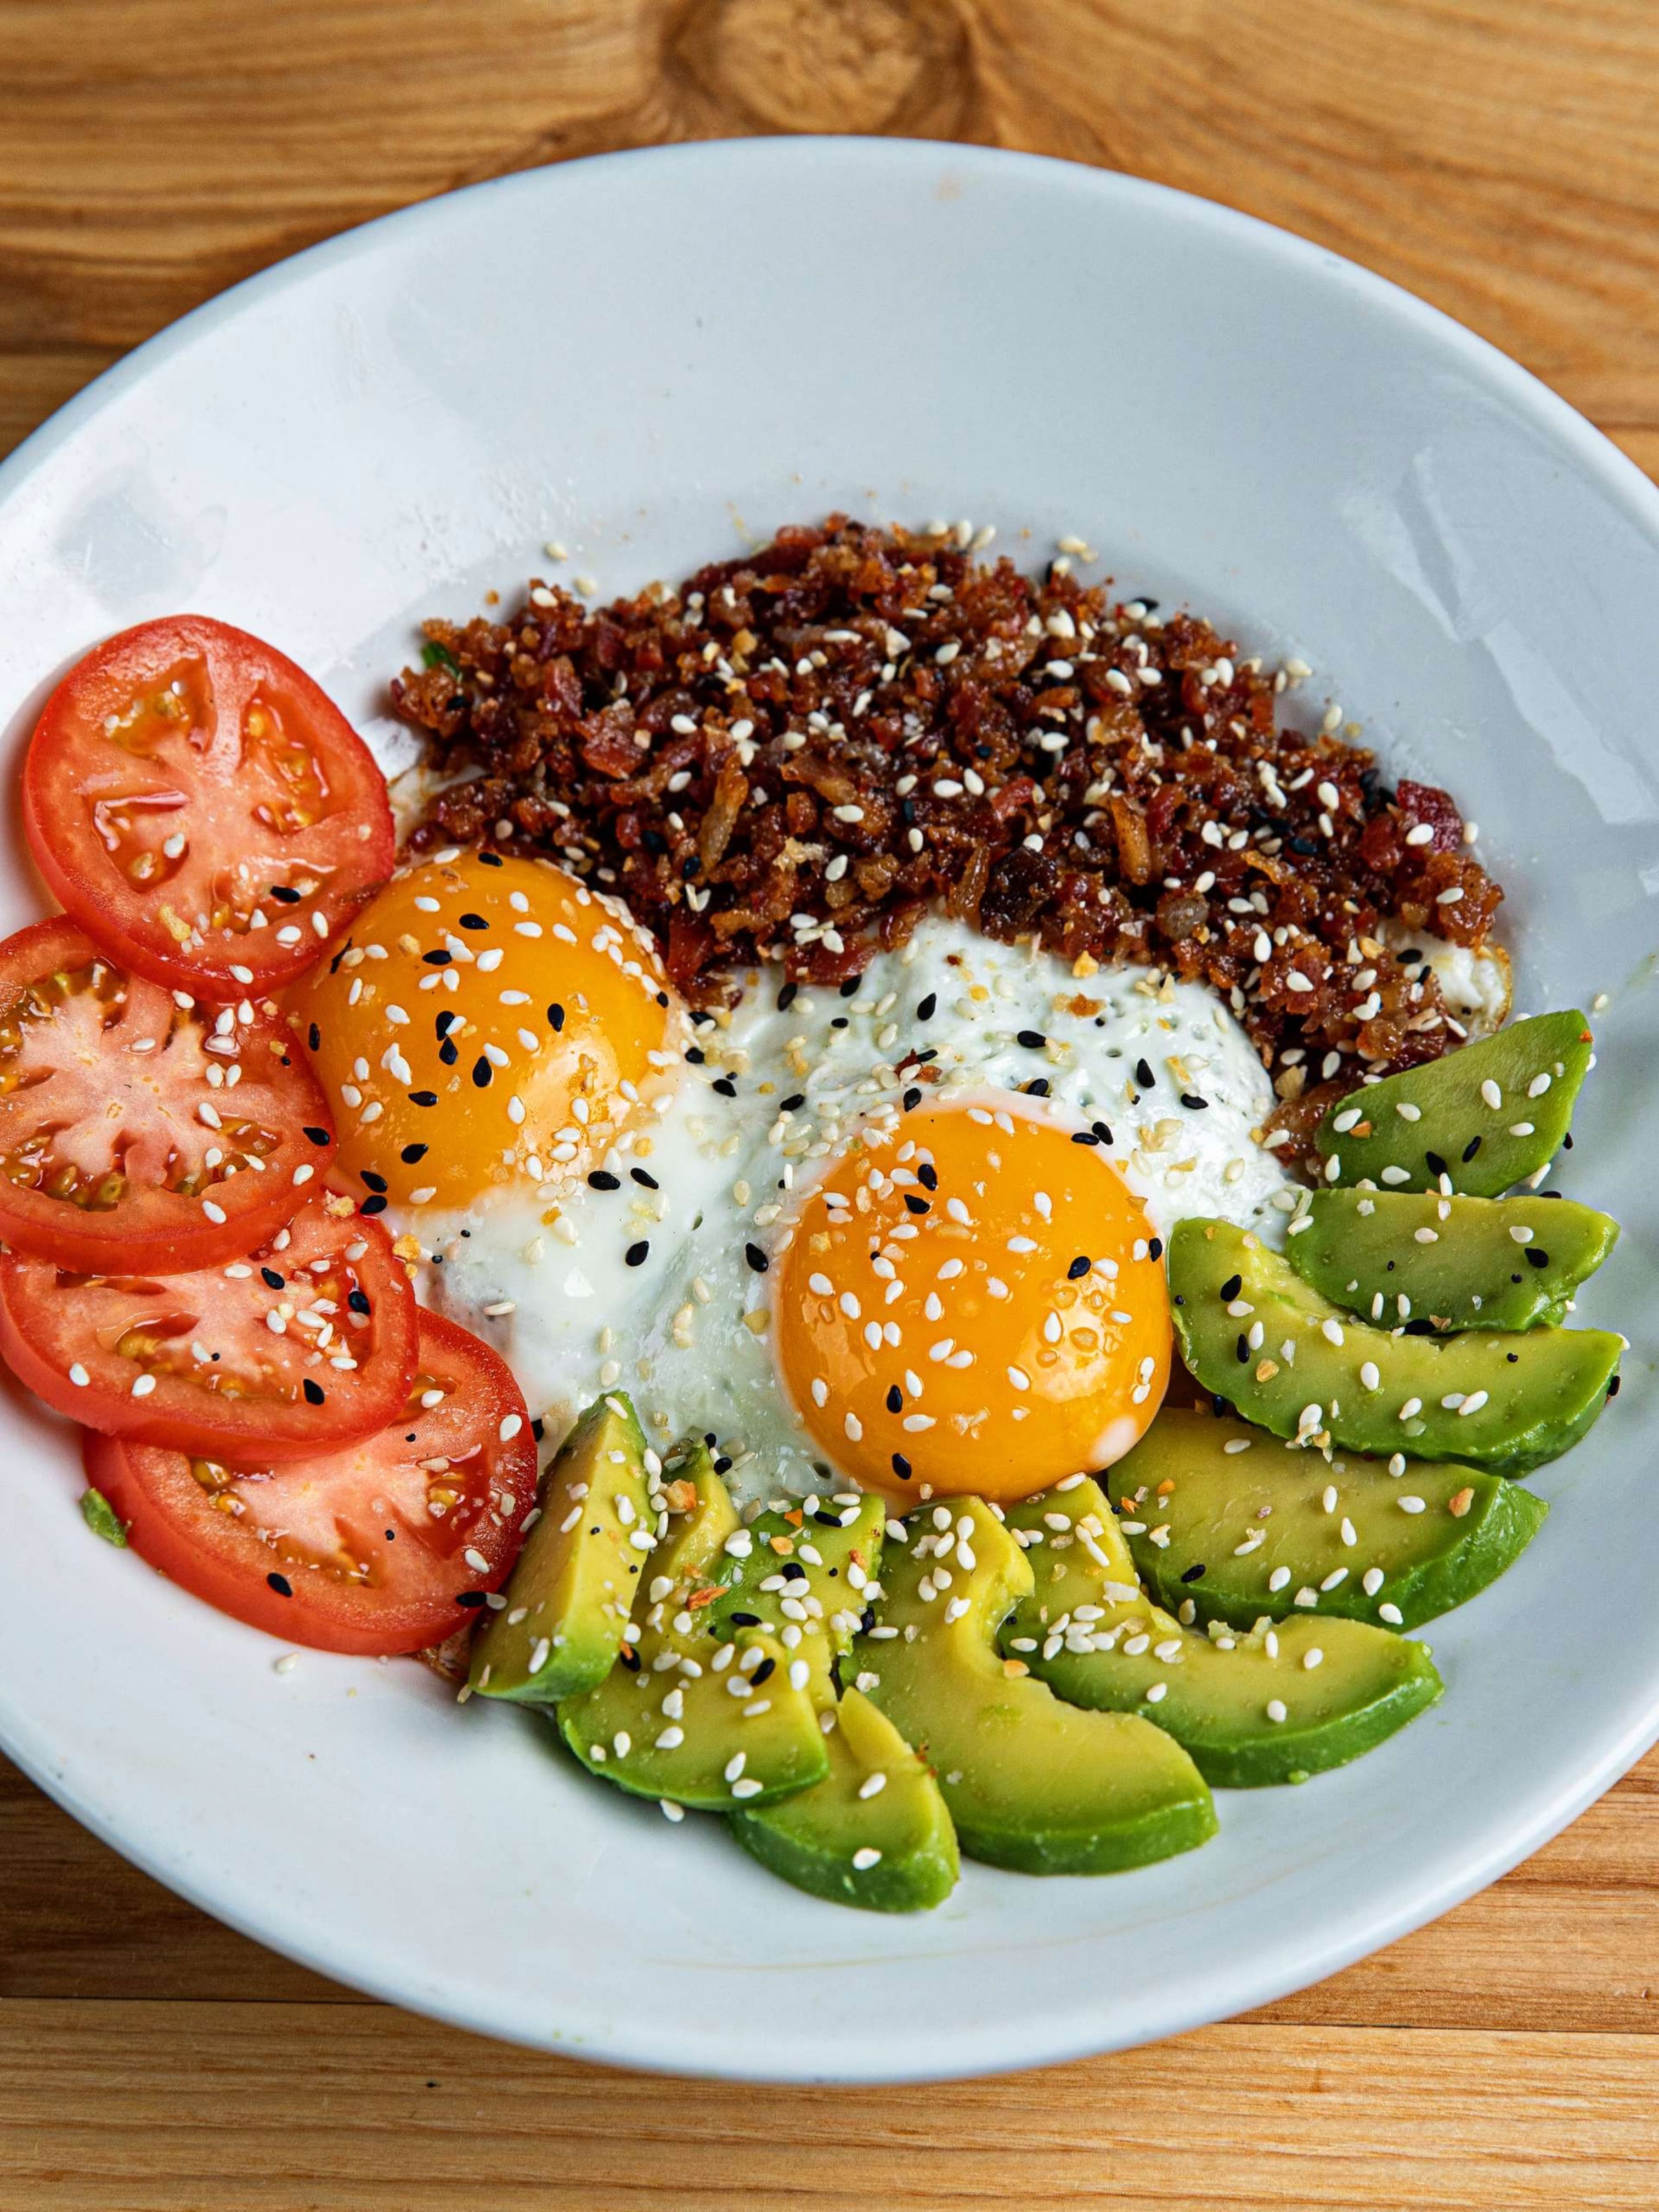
[291,852,683,1208]
[774,1099,1171,1503]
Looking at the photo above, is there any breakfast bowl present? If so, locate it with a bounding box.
[0,137,1654,2083]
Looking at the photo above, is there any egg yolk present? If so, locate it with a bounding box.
[774,1099,1170,1503]
[292,852,682,1209]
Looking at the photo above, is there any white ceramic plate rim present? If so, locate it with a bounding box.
[0,138,1655,2083]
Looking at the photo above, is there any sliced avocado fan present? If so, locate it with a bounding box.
[998,1479,1441,1787]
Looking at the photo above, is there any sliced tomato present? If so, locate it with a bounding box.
[0,916,335,1272]
[24,614,394,997]
[0,1194,416,1460]
[82,1312,536,1654]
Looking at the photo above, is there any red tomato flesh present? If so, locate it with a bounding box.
[0,916,335,1271]
[24,615,394,997]
[0,1195,416,1461]
[83,1312,536,1654]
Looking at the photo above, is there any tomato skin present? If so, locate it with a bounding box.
[0,1197,417,1461]
[0,916,336,1272]
[24,614,394,997]
[82,1312,536,1655]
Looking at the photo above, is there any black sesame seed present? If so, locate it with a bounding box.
[438,1038,459,1065]
[838,977,861,998]
[1071,1131,1099,1145]
[478,850,503,866]
[1024,1077,1051,1098]
[455,1591,487,1609]
[814,1510,840,1527]
[713,1454,733,1475]
[307,1022,321,1052]
[270,885,301,904]
[401,1143,428,1165]
[458,913,489,931]
[729,1611,761,1628]
[267,1572,293,1598]
[625,1241,648,1267]
[436,1009,457,1037]
[902,1087,922,1111]
[917,1162,938,1191]
[903,1192,930,1215]
[302,1126,330,1146]
[912,1047,938,1065]
[776,981,798,1012]
[1562,1131,1575,1150]
[712,1076,737,1097]
[1609,1373,1621,1397]
[1462,1136,1482,1163]
[472,1056,493,1088]
[548,1003,566,1032]
[1211,1393,1228,1418]
[348,1289,371,1316]
[1424,1150,1449,1178]
[780,1093,806,1113]
[916,993,936,1021]
[360,1194,388,1216]
[1180,1093,1209,1112]
[630,1167,659,1189]
[1235,1333,1249,1363]
[1135,1058,1156,1090]
[1525,1247,1550,1269]
[360,1170,388,1194]
[1091,1120,1113,1144]
[1147,1236,1163,1261]
[1180,1563,1206,1583]
[588,1170,620,1191]
[885,1384,902,1413]
[1066,1256,1091,1280]
[261,1267,285,1289]
[891,1452,913,1480]
[303,1379,325,1406]
[1288,834,1318,856]
[751,1656,777,1686]
[744,1244,769,1273]
[1506,1351,1519,1363]
[1220,1273,1243,1301]
[781,1562,808,1582]
[422,949,450,966]
[1017,1029,1047,1050]
[685,1046,706,1064]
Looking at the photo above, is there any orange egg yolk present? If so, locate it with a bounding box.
[292,852,682,1209]
[774,1099,1170,1503]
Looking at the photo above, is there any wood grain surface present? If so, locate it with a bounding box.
[2,2,1657,2205]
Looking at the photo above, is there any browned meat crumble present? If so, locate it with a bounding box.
[393,516,1502,1154]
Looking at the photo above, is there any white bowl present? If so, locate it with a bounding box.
[0,138,1654,2084]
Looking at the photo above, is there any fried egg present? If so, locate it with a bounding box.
[297,859,1297,1505]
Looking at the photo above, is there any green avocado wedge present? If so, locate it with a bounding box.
[853,1497,1216,1875]
[998,1481,1442,1787]
[557,1446,828,1811]
[1107,1408,1548,1633]
[468,1391,654,1704]
[1170,1218,1621,1474]
[707,1497,958,1913]
[1313,1009,1594,1197]
[1286,1189,1619,1333]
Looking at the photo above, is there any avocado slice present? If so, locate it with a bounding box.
[1314,1010,1593,1197]
[1170,1218,1621,1474]
[998,1480,1442,1786]
[467,1391,654,1704]
[708,1495,958,1912]
[853,1496,1216,1874]
[557,1445,828,1810]
[1107,1407,1547,1632]
[1287,1188,1619,1332]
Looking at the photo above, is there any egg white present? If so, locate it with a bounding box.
[407,913,1297,1504]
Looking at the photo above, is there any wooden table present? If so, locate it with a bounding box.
[2,4,1656,2204]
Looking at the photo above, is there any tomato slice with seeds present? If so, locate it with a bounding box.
[24,615,395,997]
[0,916,334,1272]
[0,1194,416,1460]
[82,1312,536,1654]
